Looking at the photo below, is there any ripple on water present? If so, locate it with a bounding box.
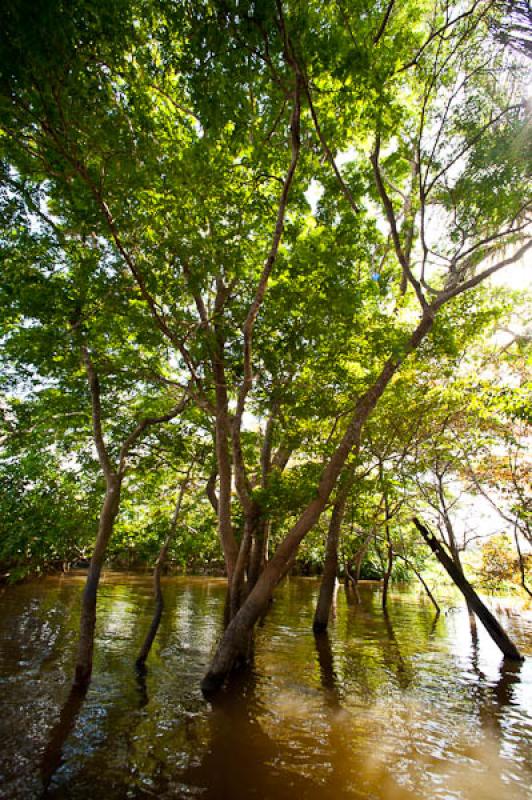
[0,577,530,800]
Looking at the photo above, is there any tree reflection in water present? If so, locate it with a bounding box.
[0,576,529,800]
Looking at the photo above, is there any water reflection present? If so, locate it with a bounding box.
[0,576,530,800]
[40,686,88,795]
[183,670,324,800]
[314,631,338,696]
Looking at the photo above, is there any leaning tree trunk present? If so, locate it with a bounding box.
[73,474,121,688]
[413,517,523,661]
[201,313,435,693]
[313,485,349,633]
[393,550,440,614]
[438,477,477,625]
[136,550,166,669]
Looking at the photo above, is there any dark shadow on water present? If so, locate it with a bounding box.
[494,658,522,707]
[468,631,524,738]
[344,582,360,605]
[40,685,88,797]
[135,663,149,709]
[184,666,323,800]
[382,609,411,690]
[314,631,337,693]
[428,609,442,639]
[313,630,342,710]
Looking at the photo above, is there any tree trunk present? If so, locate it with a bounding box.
[136,555,165,669]
[201,314,434,693]
[437,476,476,624]
[73,474,121,688]
[313,486,349,633]
[230,511,257,619]
[137,467,193,666]
[346,529,373,602]
[393,551,440,614]
[413,517,523,661]
[215,415,239,582]
[514,526,532,599]
[248,518,269,591]
[380,461,393,610]
[381,500,394,610]
[382,535,393,610]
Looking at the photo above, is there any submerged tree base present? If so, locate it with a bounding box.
[413,517,524,662]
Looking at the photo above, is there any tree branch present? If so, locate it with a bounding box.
[81,345,114,480]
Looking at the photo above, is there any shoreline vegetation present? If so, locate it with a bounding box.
[2,564,530,605]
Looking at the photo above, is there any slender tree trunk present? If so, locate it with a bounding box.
[450,539,477,628]
[230,511,257,619]
[136,470,192,667]
[393,551,440,614]
[382,528,393,611]
[248,518,269,591]
[313,485,349,633]
[355,533,373,582]
[379,461,393,610]
[73,474,121,688]
[206,467,219,514]
[346,529,373,601]
[514,525,532,599]
[73,345,187,689]
[413,517,523,660]
[437,476,477,624]
[214,414,238,582]
[136,553,166,669]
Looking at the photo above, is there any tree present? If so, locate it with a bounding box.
[0,0,529,692]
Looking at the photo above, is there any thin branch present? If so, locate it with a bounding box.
[371,132,428,309]
[433,238,532,308]
[81,345,113,480]
[397,0,486,73]
[118,385,190,475]
[303,78,360,214]
[374,0,396,44]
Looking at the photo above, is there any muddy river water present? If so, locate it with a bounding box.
[0,574,530,799]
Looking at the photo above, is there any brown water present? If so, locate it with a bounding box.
[0,574,531,800]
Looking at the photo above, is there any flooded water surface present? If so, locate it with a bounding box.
[0,574,531,799]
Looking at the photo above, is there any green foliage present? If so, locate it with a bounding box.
[0,448,99,578]
[0,0,529,587]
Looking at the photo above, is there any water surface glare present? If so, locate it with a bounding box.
[0,574,531,799]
